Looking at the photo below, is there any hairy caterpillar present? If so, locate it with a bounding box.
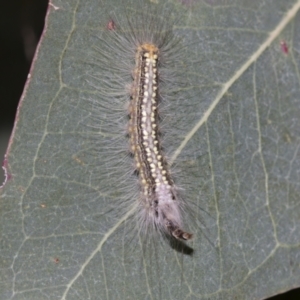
[130,43,193,242]
[85,0,205,254]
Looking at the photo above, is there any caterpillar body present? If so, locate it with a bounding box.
[85,1,201,253]
[130,43,193,241]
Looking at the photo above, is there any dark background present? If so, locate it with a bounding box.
[0,1,299,299]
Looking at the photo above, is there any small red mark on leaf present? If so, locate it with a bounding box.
[53,258,60,264]
[18,186,25,193]
[280,41,289,54]
[106,19,116,31]
[2,159,7,168]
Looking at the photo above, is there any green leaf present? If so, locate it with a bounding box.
[1,0,300,299]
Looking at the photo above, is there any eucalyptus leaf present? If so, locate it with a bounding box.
[1,0,300,299]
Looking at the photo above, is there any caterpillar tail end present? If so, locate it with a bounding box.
[172,228,193,241]
[166,221,193,241]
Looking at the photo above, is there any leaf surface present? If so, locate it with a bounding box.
[1,0,300,299]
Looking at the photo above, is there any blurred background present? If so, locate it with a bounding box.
[0,1,298,299]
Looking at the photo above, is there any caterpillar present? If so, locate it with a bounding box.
[84,0,204,253]
[129,42,193,241]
